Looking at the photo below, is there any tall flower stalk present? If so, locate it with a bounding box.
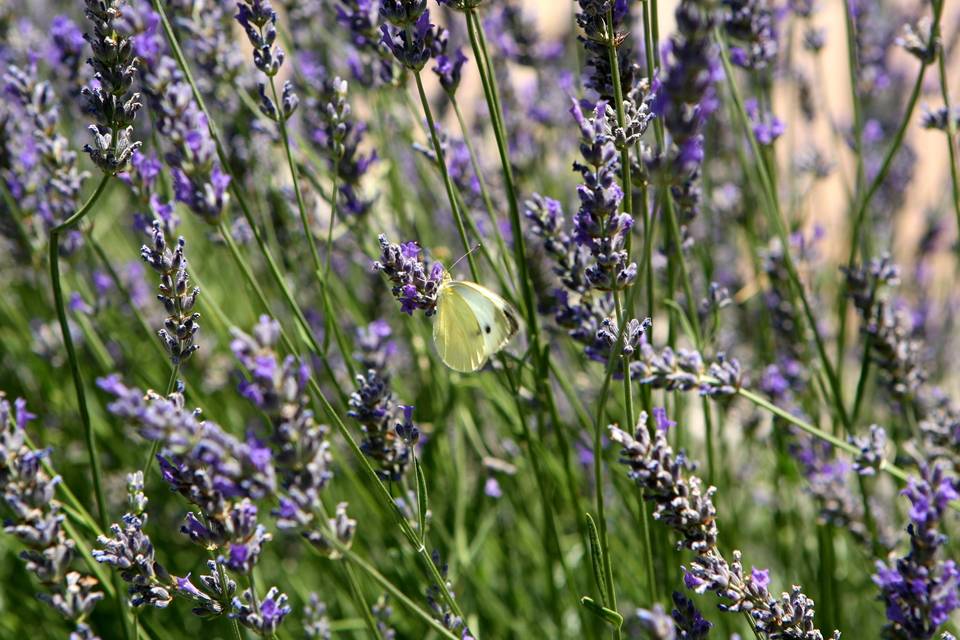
[0,395,104,640]
[611,410,840,639]
[49,0,144,532]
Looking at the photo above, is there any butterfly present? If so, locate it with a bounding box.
[433,272,520,373]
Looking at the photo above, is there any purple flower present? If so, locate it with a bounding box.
[80,0,143,173]
[140,221,200,365]
[649,0,721,222]
[49,15,86,81]
[724,0,779,70]
[306,73,376,218]
[745,98,785,145]
[93,514,172,608]
[874,465,960,638]
[380,10,446,71]
[611,415,836,638]
[0,395,104,623]
[432,48,468,94]
[174,573,204,599]
[653,407,677,432]
[569,98,636,291]
[99,378,277,528]
[575,0,636,100]
[374,235,446,316]
[232,586,291,635]
[751,567,771,590]
[230,317,333,534]
[140,53,231,224]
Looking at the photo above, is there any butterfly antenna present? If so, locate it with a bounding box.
[449,243,482,271]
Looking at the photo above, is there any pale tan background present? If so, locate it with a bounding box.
[513,1,958,269]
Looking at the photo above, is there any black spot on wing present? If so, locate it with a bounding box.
[485,325,491,334]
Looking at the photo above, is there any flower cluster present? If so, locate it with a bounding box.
[633,343,743,397]
[850,424,888,476]
[0,394,103,638]
[874,465,960,639]
[844,255,927,403]
[373,235,445,316]
[919,401,960,476]
[306,73,377,217]
[134,8,231,224]
[333,0,401,86]
[426,550,474,639]
[575,0,638,101]
[610,413,838,638]
[348,320,413,481]
[651,0,720,222]
[97,377,276,541]
[432,48,468,95]
[630,593,713,639]
[745,97,785,146]
[93,510,173,608]
[81,0,143,173]
[230,316,341,545]
[303,592,332,638]
[570,98,636,291]
[670,591,712,638]
[4,64,87,252]
[232,585,292,635]
[379,7,446,71]
[723,0,779,70]
[140,220,200,365]
[921,106,960,132]
[235,0,298,122]
[524,193,593,294]
[631,604,676,639]
[50,15,88,86]
[98,377,295,629]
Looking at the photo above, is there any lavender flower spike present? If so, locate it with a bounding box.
[93,514,173,608]
[0,394,104,637]
[611,410,838,639]
[373,235,445,316]
[874,465,960,639]
[81,0,143,173]
[570,98,636,291]
[140,220,200,365]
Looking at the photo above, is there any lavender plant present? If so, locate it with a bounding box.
[2,0,960,638]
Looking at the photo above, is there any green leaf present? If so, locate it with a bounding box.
[585,513,607,604]
[415,455,429,542]
[579,596,623,628]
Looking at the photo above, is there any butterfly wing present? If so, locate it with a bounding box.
[448,281,520,358]
[434,282,487,373]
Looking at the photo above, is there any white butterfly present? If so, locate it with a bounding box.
[433,272,520,372]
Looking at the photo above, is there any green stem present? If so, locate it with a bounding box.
[306,375,468,624]
[323,539,460,640]
[735,387,907,482]
[270,76,324,281]
[450,95,515,282]
[411,69,479,281]
[937,45,960,251]
[49,173,112,531]
[465,9,544,375]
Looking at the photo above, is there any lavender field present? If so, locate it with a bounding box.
[1,0,958,638]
